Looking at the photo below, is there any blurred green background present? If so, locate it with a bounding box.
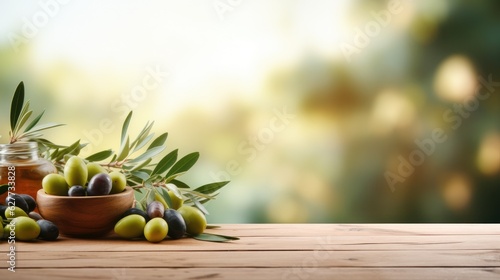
[0,0,499,223]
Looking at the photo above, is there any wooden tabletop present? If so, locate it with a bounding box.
[2,224,500,279]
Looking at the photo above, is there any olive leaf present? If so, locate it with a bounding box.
[133,133,155,153]
[18,123,65,139]
[130,121,154,152]
[193,181,230,195]
[151,149,178,176]
[129,146,164,164]
[146,188,156,205]
[165,152,199,179]
[124,158,152,172]
[131,171,150,182]
[206,225,221,229]
[147,132,168,150]
[189,233,240,243]
[134,200,145,211]
[159,187,173,208]
[10,81,24,131]
[115,137,130,162]
[85,149,114,162]
[7,82,65,144]
[14,101,32,133]
[121,111,133,146]
[24,110,45,132]
[185,193,209,215]
[182,189,217,200]
[169,179,191,189]
[0,184,9,196]
[53,140,83,161]
[34,138,67,149]
[184,192,220,205]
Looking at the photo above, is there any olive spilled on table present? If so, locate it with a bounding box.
[144,217,168,243]
[163,209,186,239]
[178,206,206,235]
[37,219,59,241]
[114,214,146,239]
[1,193,60,242]
[147,201,165,218]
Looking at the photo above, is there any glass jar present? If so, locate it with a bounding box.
[0,142,57,204]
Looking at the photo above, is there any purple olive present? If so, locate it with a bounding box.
[19,194,37,212]
[163,209,186,239]
[29,211,44,221]
[37,219,59,241]
[5,193,29,213]
[87,173,112,196]
[120,208,150,222]
[68,185,86,196]
[147,201,165,219]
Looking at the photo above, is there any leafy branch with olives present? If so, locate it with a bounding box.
[1,81,238,242]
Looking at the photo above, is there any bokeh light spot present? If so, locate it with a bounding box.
[442,174,472,212]
[434,55,477,103]
[371,89,416,135]
[477,133,500,176]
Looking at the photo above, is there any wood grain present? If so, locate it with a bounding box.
[6,268,500,280]
[10,250,500,268]
[13,235,500,252]
[1,224,499,280]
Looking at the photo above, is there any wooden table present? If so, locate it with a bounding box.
[2,224,500,279]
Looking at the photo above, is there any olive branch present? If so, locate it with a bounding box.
[7,81,64,144]
[82,110,230,215]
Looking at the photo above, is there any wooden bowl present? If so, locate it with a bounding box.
[36,187,134,237]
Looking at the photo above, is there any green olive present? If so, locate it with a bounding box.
[168,190,184,210]
[64,156,88,187]
[86,162,107,182]
[114,214,146,239]
[42,173,69,196]
[11,217,41,241]
[3,223,11,239]
[144,217,168,243]
[5,206,28,219]
[109,171,127,194]
[153,189,184,210]
[178,206,206,235]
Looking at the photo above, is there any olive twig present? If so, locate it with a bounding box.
[6,82,65,145]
